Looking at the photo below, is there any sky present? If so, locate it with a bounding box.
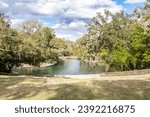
[0,0,147,41]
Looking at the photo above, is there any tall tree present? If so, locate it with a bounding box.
[76,2,150,71]
[0,14,22,72]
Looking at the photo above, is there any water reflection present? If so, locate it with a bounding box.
[14,59,106,75]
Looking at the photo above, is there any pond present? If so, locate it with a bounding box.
[14,59,106,75]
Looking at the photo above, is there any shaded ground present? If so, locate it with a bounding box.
[0,74,150,100]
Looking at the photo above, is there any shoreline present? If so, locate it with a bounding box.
[21,61,58,68]
[21,56,79,68]
[55,73,150,80]
[0,69,150,80]
[60,56,80,60]
[0,73,149,81]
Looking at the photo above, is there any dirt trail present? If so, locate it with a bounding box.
[100,73,150,80]
[0,73,150,81]
[55,73,150,80]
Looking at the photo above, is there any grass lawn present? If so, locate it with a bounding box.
[0,75,150,100]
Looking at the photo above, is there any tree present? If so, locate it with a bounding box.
[0,14,22,72]
[0,16,60,73]
[76,2,150,71]
[18,21,60,66]
[18,20,43,35]
[78,11,132,69]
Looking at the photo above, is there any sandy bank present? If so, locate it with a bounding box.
[55,73,150,80]
[55,74,100,79]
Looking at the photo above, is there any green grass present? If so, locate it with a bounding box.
[0,76,150,100]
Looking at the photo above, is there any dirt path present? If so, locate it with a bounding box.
[54,73,150,80]
[0,73,150,81]
[100,73,150,80]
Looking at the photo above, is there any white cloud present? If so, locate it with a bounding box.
[53,21,86,32]
[124,0,147,4]
[0,0,123,40]
[62,0,122,19]
[0,1,9,8]
[68,21,86,30]
[57,34,78,41]
[0,0,123,18]
[52,21,87,40]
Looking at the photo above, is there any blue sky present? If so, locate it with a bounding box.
[0,0,147,41]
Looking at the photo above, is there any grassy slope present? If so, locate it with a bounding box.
[0,75,150,100]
